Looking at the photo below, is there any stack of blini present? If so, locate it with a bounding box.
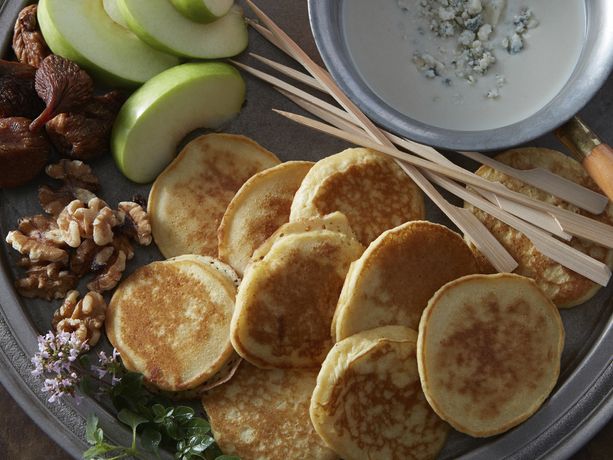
[105,135,613,459]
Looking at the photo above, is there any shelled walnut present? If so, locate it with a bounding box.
[45,159,99,191]
[12,5,50,68]
[39,159,100,217]
[52,290,106,346]
[118,201,152,246]
[56,198,119,248]
[5,214,67,263]
[87,250,126,293]
[38,184,96,218]
[15,261,77,300]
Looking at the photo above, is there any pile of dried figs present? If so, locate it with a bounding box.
[1,5,124,189]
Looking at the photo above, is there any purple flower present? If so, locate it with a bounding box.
[43,371,80,403]
[91,348,122,385]
[31,331,89,404]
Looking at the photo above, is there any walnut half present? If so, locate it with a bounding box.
[5,214,67,264]
[15,261,77,301]
[118,201,152,246]
[52,290,106,346]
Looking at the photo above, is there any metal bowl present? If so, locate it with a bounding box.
[308,0,613,151]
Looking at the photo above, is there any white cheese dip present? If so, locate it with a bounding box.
[343,0,586,131]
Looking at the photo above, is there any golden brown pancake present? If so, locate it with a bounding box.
[333,220,480,341]
[417,273,564,437]
[202,362,338,460]
[218,161,313,276]
[310,326,448,460]
[148,134,280,258]
[465,147,613,308]
[290,147,425,246]
[231,228,363,368]
[106,256,236,391]
[250,212,358,263]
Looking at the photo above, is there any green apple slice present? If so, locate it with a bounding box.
[103,0,129,28]
[112,62,245,184]
[118,0,248,59]
[170,0,234,23]
[38,0,179,87]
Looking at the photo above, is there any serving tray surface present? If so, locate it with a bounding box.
[0,1,611,458]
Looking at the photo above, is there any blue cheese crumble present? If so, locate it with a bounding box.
[402,0,539,99]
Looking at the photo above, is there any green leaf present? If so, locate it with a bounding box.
[184,418,211,436]
[117,409,149,431]
[215,456,241,460]
[152,403,167,422]
[85,414,100,445]
[173,406,195,424]
[82,443,115,459]
[141,426,162,454]
[165,419,183,441]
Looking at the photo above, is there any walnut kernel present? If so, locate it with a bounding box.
[52,290,106,346]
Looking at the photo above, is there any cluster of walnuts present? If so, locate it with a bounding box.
[5,159,152,345]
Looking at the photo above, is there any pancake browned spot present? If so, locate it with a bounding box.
[231,228,363,368]
[106,256,236,391]
[218,161,313,276]
[290,147,425,246]
[417,273,564,437]
[333,220,479,341]
[465,147,613,308]
[310,326,448,460]
[148,134,280,258]
[202,362,338,460]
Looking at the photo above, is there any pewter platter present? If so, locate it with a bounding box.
[0,1,611,459]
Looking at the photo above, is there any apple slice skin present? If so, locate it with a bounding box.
[37,0,179,87]
[118,0,248,59]
[112,62,246,184]
[170,0,234,23]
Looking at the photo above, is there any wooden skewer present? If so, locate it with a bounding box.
[244,1,613,284]
[273,108,610,285]
[250,53,324,92]
[424,173,612,286]
[280,92,583,273]
[241,53,579,241]
[272,109,613,249]
[244,0,518,273]
[236,58,573,241]
[247,23,608,217]
[458,150,608,214]
[278,86,573,241]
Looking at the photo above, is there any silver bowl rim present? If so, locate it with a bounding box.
[308,0,613,151]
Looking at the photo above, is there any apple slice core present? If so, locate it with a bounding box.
[118,0,248,59]
[170,0,234,23]
[37,0,179,87]
[112,62,246,184]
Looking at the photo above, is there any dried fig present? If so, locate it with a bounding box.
[12,5,50,68]
[0,59,44,119]
[46,91,126,160]
[30,55,93,132]
[0,117,50,188]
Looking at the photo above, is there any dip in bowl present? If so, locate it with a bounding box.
[309,0,613,150]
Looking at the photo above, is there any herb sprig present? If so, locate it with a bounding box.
[32,331,239,460]
[84,371,233,459]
